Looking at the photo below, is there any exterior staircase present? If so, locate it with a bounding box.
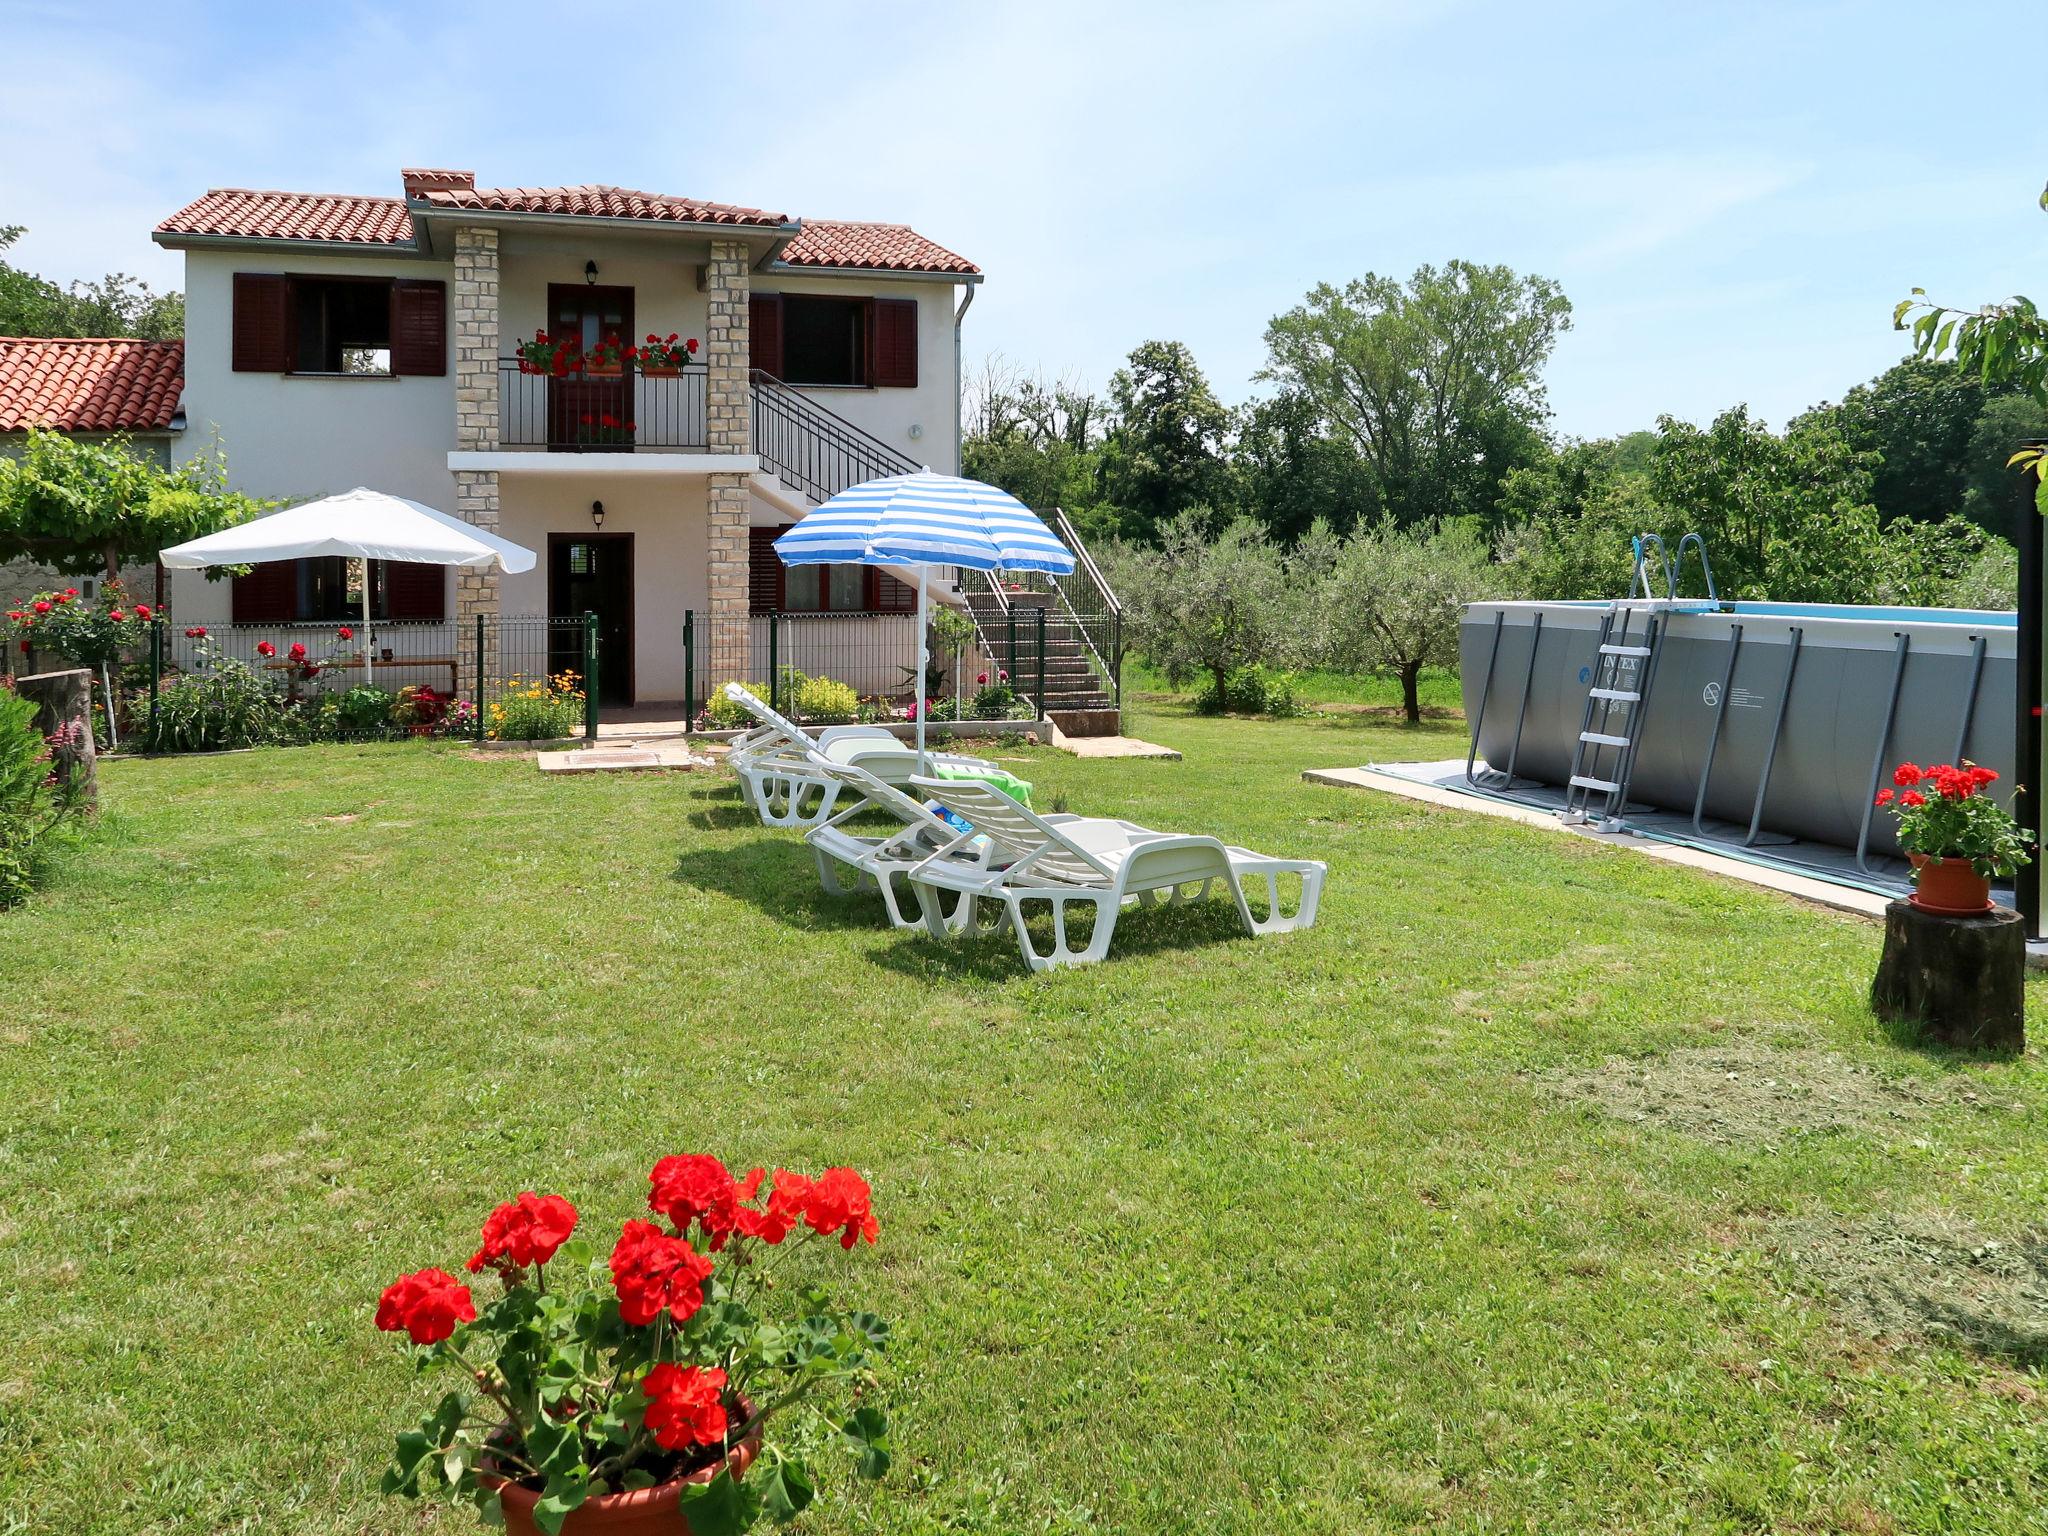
[748,377,1125,735]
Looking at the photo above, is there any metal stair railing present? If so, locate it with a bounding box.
[749,370,918,504]
[1047,507,1124,709]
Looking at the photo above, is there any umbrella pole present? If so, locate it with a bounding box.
[363,581,374,688]
[916,567,929,774]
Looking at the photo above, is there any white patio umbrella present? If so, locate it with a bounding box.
[158,487,537,684]
[773,469,1075,769]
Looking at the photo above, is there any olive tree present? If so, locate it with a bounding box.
[1319,517,1496,724]
[1109,511,1307,703]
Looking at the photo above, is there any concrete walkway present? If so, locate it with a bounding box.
[1304,763,1891,920]
[537,745,710,774]
[1049,723,1181,759]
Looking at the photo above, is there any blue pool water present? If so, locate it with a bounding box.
[1728,601,2016,627]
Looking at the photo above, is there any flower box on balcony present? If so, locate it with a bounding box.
[636,333,700,377]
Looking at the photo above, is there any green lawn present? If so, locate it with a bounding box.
[3,699,2045,1534]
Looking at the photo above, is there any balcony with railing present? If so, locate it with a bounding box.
[498,359,708,451]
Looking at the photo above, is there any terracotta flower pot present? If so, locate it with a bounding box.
[484,1408,760,1536]
[639,366,680,378]
[1909,852,1992,915]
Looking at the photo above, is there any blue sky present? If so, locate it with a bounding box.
[2,0,2040,439]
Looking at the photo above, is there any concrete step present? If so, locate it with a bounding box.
[1048,706,1121,737]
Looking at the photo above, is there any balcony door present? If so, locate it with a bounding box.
[547,284,634,451]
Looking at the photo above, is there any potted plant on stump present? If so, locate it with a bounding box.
[376,1157,891,1535]
[1876,760,2030,913]
[1870,760,2032,1050]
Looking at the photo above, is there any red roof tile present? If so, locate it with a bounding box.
[156,189,415,245]
[418,184,790,227]
[0,338,185,433]
[779,220,980,275]
[152,178,978,273]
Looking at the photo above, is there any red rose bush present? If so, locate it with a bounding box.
[377,1158,889,1535]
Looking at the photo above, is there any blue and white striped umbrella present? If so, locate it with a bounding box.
[772,469,1075,575]
[773,471,1074,768]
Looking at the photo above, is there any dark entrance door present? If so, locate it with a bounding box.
[548,533,634,704]
[546,284,635,450]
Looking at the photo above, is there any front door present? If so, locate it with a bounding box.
[546,284,635,450]
[548,533,634,704]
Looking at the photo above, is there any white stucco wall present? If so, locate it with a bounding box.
[169,246,459,623]
[495,472,709,702]
[754,273,964,473]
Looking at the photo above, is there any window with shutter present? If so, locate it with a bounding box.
[750,295,783,377]
[232,273,293,372]
[871,570,916,612]
[872,298,918,388]
[383,561,447,621]
[230,559,298,623]
[390,281,447,376]
[749,528,786,614]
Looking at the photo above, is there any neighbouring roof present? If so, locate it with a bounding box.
[155,176,980,275]
[778,219,979,276]
[0,337,185,433]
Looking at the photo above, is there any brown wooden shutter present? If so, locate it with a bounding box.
[749,527,786,614]
[871,570,916,613]
[872,298,918,388]
[382,560,447,621]
[390,280,447,376]
[231,559,298,623]
[232,273,293,372]
[749,294,783,377]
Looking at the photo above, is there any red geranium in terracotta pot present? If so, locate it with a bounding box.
[376,1161,889,1535]
[1875,760,2033,914]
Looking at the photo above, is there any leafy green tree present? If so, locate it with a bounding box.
[0,429,265,580]
[1960,393,2048,542]
[1260,260,1571,528]
[1232,389,1380,543]
[1106,512,1299,700]
[0,226,183,340]
[1493,438,1658,600]
[1811,360,1990,524]
[1096,341,1234,541]
[1317,517,1496,723]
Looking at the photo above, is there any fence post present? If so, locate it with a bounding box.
[768,612,781,711]
[1006,607,1016,692]
[583,611,601,740]
[682,610,695,730]
[473,613,486,741]
[147,619,163,747]
[1036,605,1047,721]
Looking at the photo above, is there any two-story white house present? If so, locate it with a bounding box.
[151,168,988,709]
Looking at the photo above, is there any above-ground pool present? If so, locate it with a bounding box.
[1458,599,2016,866]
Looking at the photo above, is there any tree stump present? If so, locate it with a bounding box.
[12,667,98,811]
[1870,899,2024,1051]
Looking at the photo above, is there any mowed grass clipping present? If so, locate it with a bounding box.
[2,697,2045,1535]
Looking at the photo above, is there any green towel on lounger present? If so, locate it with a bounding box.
[933,762,1032,807]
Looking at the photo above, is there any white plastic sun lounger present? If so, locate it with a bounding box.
[721,683,994,829]
[802,754,1091,931]
[904,776,1327,972]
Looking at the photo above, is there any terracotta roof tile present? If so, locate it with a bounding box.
[156,189,415,245]
[779,220,980,275]
[418,184,790,227]
[151,178,977,273]
[0,338,185,433]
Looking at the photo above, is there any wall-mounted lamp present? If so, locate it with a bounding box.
[585,260,599,286]
[908,423,923,441]
[590,500,606,529]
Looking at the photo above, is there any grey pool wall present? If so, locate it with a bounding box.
[1458,601,2016,862]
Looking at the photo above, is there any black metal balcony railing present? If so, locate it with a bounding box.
[499,359,708,450]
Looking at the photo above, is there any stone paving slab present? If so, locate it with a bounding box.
[1048,723,1181,759]
[537,746,710,774]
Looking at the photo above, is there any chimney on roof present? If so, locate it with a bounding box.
[401,168,475,199]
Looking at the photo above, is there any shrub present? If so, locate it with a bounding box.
[391,684,451,732]
[331,685,398,737]
[487,672,585,741]
[0,687,84,907]
[374,1157,889,1535]
[790,673,860,724]
[1195,664,1300,717]
[970,681,1021,719]
[144,655,288,751]
[701,684,767,731]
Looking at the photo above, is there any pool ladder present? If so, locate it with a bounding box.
[1560,534,1716,830]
